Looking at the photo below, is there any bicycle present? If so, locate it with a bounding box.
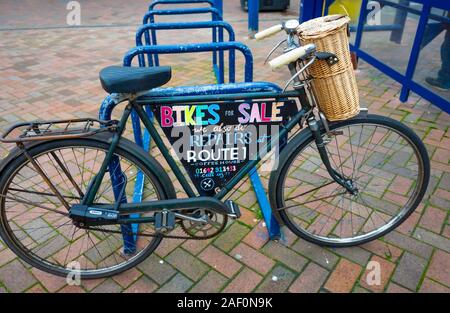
[0,20,430,278]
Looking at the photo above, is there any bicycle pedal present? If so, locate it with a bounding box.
[154,210,175,234]
[225,200,241,219]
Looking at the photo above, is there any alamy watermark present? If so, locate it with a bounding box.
[66,261,81,286]
[365,260,382,286]
[367,1,382,26]
[66,1,81,26]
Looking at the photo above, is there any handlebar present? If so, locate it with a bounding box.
[254,24,283,41]
[256,21,316,70]
[269,44,316,70]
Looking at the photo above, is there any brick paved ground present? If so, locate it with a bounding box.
[0,0,448,293]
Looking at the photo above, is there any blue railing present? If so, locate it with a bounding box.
[149,0,215,11]
[142,8,224,81]
[136,21,235,83]
[301,0,450,113]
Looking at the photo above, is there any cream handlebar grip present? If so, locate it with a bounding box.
[269,44,316,70]
[254,24,283,41]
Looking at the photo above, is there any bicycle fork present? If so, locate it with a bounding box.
[307,117,358,195]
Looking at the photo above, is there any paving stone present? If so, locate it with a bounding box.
[112,267,142,288]
[352,286,371,293]
[157,273,192,293]
[213,222,250,252]
[291,239,339,270]
[181,238,213,255]
[33,235,68,259]
[425,249,450,287]
[419,206,446,234]
[230,243,275,275]
[413,228,450,253]
[255,265,296,293]
[235,191,257,209]
[137,254,175,285]
[0,260,37,293]
[429,194,450,211]
[124,276,158,293]
[26,284,46,293]
[361,239,403,262]
[155,234,185,258]
[419,278,450,293]
[189,270,227,293]
[0,248,17,267]
[262,241,308,272]
[386,282,412,293]
[81,278,106,292]
[91,279,122,293]
[396,212,421,236]
[199,246,242,278]
[439,173,450,190]
[324,258,362,293]
[238,207,259,227]
[330,246,372,266]
[392,252,427,291]
[31,268,67,292]
[166,248,209,281]
[384,231,433,259]
[222,267,263,293]
[288,262,329,293]
[242,221,269,250]
[58,285,86,293]
[443,225,450,239]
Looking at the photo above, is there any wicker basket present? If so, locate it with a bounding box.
[298,14,360,121]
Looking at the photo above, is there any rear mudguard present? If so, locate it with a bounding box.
[0,132,177,200]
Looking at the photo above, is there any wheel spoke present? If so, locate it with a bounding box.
[0,144,163,276]
[278,119,425,245]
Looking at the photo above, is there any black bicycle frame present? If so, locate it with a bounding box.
[81,82,351,217]
[81,88,312,211]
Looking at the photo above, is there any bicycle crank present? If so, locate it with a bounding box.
[179,209,228,239]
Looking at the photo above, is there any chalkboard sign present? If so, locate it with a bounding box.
[151,100,298,196]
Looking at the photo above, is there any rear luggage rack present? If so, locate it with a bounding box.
[0,118,118,144]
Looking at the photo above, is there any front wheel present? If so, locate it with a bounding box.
[270,114,430,247]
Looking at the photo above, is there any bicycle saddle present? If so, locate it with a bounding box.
[99,66,171,94]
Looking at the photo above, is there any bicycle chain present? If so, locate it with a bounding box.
[83,223,212,240]
[179,213,228,240]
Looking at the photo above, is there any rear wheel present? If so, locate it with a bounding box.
[270,114,430,247]
[0,139,172,278]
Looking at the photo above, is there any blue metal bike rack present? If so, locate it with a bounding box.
[143,8,222,24]
[149,0,214,11]
[143,7,224,81]
[248,0,260,33]
[148,0,224,18]
[136,21,235,84]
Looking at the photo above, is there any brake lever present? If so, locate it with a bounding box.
[264,39,287,65]
[315,52,339,66]
[282,56,316,92]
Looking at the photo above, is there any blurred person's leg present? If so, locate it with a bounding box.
[426,26,450,90]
